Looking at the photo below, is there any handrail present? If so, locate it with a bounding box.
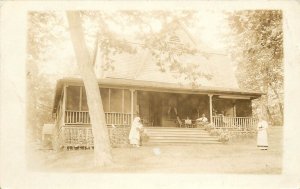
[212,116,258,130]
[64,110,132,126]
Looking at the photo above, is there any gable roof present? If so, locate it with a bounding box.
[94,21,239,89]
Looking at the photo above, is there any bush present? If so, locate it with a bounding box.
[218,130,230,143]
[204,123,215,131]
[209,129,219,136]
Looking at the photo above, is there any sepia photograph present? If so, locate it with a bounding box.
[1,1,300,189]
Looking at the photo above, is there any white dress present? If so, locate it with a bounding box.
[257,120,268,150]
[129,117,143,145]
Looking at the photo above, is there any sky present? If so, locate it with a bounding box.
[194,10,230,51]
[104,10,230,51]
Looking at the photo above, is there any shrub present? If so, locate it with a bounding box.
[204,123,215,131]
[218,130,230,143]
[209,129,219,136]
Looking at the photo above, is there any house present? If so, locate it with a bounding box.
[51,70,263,149]
[51,24,264,149]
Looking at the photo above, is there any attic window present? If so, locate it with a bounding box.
[169,35,181,44]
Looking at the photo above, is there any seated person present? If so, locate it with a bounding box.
[196,114,208,127]
[184,117,192,127]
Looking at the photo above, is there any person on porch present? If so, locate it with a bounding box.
[196,114,208,127]
[184,116,192,127]
[167,96,178,119]
[257,114,269,150]
[129,117,144,148]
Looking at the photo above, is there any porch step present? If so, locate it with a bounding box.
[143,127,221,145]
[161,120,177,127]
[146,140,222,145]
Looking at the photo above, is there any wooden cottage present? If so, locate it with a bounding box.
[52,27,264,149]
[52,77,263,149]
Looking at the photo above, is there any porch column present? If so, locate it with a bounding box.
[233,100,236,117]
[208,94,213,123]
[79,86,82,111]
[130,89,135,124]
[62,84,67,124]
[122,89,125,113]
[108,88,111,112]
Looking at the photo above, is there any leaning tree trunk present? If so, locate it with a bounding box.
[66,11,112,166]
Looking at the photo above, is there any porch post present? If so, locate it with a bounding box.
[122,89,125,113]
[79,86,82,111]
[208,94,213,123]
[108,88,111,112]
[130,89,135,124]
[62,84,67,124]
[233,100,236,117]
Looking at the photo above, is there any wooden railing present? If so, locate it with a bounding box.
[105,112,131,126]
[64,110,131,126]
[65,110,90,124]
[212,116,258,130]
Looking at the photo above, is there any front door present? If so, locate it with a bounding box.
[149,92,162,126]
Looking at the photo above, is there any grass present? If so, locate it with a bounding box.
[29,127,282,174]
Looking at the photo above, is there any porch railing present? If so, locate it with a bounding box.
[65,110,90,124]
[64,110,131,126]
[105,112,131,126]
[212,116,258,130]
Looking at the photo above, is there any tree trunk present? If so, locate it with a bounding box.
[66,11,112,166]
[269,83,284,118]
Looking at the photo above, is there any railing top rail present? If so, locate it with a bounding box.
[212,116,258,119]
[65,110,131,114]
[65,110,89,112]
[63,125,130,128]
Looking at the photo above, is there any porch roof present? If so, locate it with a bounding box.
[52,77,265,113]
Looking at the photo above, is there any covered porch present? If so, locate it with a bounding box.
[52,78,263,149]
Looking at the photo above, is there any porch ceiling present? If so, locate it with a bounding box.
[52,77,265,113]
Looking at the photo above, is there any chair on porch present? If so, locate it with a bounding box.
[176,116,183,127]
[184,117,193,128]
[141,118,153,127]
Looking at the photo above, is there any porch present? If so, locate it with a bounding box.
[55,110,258,149]
[52,78,263,149]
[62,110,258,129]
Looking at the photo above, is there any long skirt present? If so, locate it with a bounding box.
[129,138,140,145]
[257,129,268,150]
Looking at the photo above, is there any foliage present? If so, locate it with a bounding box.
[27,11,216,140]
[27,12,69,140]
[123,11,213,85]
[204,122,215,131]
[218,129,230,143]
[209,128,219,136]
[226,10,283,125]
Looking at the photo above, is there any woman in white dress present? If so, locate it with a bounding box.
[257,116,269,150]
[129,117,143,147]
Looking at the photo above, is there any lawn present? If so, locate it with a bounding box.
[29,127,282,174]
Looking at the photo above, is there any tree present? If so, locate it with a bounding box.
[66,11,113,166]
[226,10,283,125]
[29,10,213,167]
[27,12,68,143]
